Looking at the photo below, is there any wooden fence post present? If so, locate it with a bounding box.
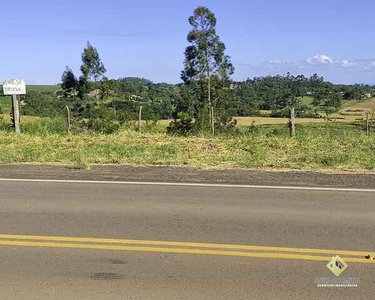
[138,106,143,132]
[366,112,370,136]
[289,107,295,137]
[12,95,20,134]
[65,105,71,133]
[211,106,215,136]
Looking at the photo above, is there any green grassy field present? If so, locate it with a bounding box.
[0,122,374,171]
[0,114,48,124]
[27,85,60,93]
[1,91,374,173]
[0,84,61,93]
[0,85,60,93]
[0,85,61,112]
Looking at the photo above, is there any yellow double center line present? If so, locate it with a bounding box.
[0,234,374,264]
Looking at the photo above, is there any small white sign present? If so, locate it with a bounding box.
[2,79,26,95]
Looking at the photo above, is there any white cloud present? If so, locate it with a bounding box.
[236,59,295,69]
[306,54,334,65]
[267,59,286,65]
[235,61,253,67]
[237,55,375,72]
[264,59,295,68]
[305,54,352,67]
[305,54,375,71]
[341,60,349,66]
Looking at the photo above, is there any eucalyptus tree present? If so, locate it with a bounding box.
[181,6,234,134]
[79,41,106,99]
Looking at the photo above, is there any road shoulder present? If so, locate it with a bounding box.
[1,164,375,188]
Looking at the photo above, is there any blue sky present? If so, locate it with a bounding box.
[1,0,374,85]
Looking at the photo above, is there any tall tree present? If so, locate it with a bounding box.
[79,41,107,98]
[181,6,234,134]
[61,66,78,99]
[313,83,342,119]
[100,77,119,99]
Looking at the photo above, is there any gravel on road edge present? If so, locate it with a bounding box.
[1,164,375,189]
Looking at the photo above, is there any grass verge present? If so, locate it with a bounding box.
[0,123,374,171]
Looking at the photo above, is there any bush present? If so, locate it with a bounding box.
[87,118,121,134]
[71,100,97,119]
[270,108,320,119]
[237,107,262,117]
[21,91,65,117]
[167,112,194,135]
[270,109,289,118]
[214,114,238,135]
[296,109,320,118]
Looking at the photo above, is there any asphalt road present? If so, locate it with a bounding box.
[2,164,375,188]
[0,178,374,299]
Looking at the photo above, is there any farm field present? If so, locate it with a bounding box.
[159,112,368,127]
[0,85,60,93]
[159,116,362,127]
[2,98,373,128]
[1,85,373,129]
[143,98,375,127]
[0,114,47,124]
[233,115,361,125]
[339,98,375,112]
[0,85,61,112]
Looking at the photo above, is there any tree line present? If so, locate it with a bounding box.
[17,6,375,135]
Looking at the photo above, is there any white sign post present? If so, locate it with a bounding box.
[2,79,26,134]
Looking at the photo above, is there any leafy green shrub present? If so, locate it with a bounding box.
[296,109,320,118]
[243,121,260,134]
[21,91,65,117]
[71,100,97,119]
[214,116,238,135]
[167,112,194,135]
[270,109,290,118]
[87,119,121,134]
